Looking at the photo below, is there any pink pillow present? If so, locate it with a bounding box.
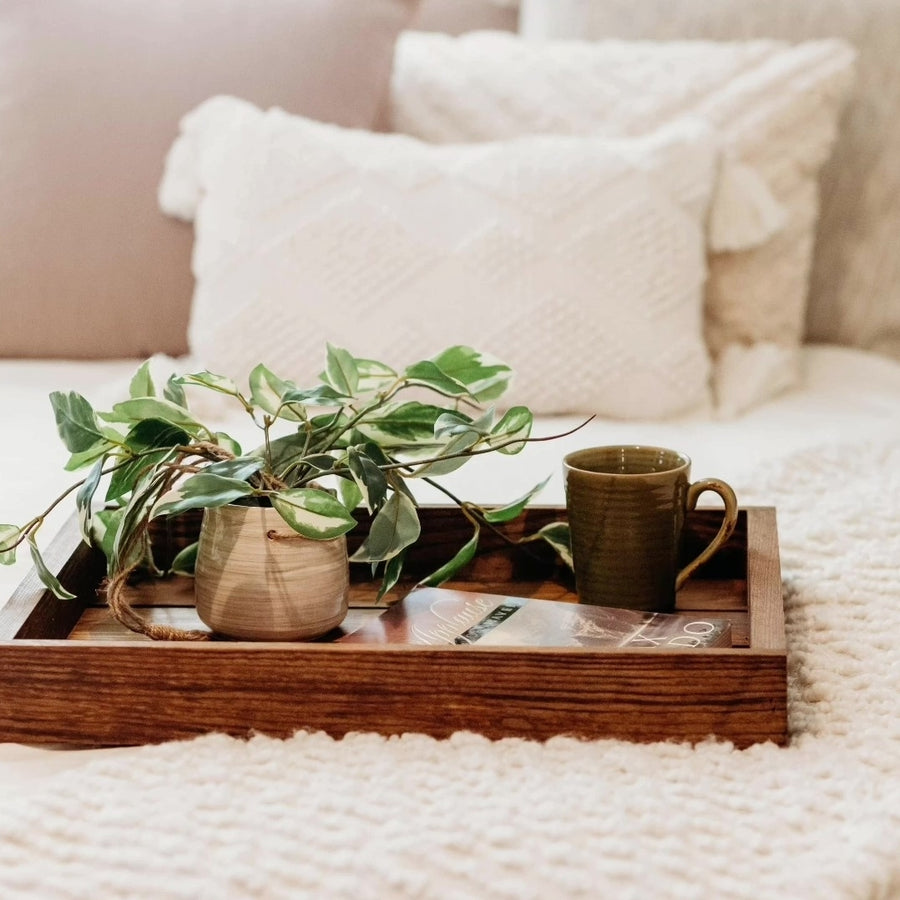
[414,0,518,33]
[0,0,418,360]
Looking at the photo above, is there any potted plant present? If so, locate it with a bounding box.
[0,344,574,641]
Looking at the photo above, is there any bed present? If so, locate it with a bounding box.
[2,345,899,896]
[2,1,900,897]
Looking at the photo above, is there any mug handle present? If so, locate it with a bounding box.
[675,479,739,591]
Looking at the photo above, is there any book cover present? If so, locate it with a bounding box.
[338,588,732,649]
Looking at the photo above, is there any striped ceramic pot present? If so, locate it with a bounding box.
[194,503,349,641]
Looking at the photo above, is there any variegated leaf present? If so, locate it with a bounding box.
[271,488,357,540]
[129,360,156,399]
[490,406,533,454]
[28,535,77,600]
[49,391,107,454]
[536,522,573,570]
[151,474,254,519]
[418,526,479,587]
[170,541,199,576]
[322,344,359,395]
[349,492,420,563]
[482,476,550,524]
[0,524,21,566]
[75,458,105,543]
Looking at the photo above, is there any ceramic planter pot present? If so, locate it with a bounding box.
[194,503,349,641]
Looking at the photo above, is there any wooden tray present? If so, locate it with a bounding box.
[0,506,786,748]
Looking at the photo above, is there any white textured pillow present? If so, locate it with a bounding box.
[160,96,717,418]
[520,0,900,361]
[389,31,855,413]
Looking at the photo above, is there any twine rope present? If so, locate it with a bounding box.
[102,565,211,641]
[97,441,287,640]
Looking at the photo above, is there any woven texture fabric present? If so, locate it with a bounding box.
[389,31,855,412]
[160,96,718,418]
[1,436,899,897]
[520,0,900,359]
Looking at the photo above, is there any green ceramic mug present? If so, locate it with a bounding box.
[563,446,739,613]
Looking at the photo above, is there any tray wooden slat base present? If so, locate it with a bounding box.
[0,506,786,749]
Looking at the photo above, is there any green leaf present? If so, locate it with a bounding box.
[309,409,354,449]
[347,447,388,513]
[349,492,420,563]
[170,541,198,576]
[164,374,187,407]
[151,474,254,519]
[358,442,392,467]
[482,476,551,524]
[471,407,497,433]
[91,508,124,569]
[419,526,480,587]
[201,457,263,482]
[214,432,242,457]
[322,344,359,395]
[406,431,479,478]
[310,409,352,431]
[300,454,337,473]
[129,360,156,399]
[429,346,511,402]
[281,384,350,408]
[490,406,533,454]
[431,409,494,453]
[111,469,173,572]
[76,459,105,543]
[64,442,113,473]
[404,360,470,398]
[106,398,204,435]
[385,470,417,505]
[249,364,303,420]
[174,370,242,397]
[106,419,190,502]
[0,524,21,566]
[269,449,337,486]
[355,402,448,446]
[271,488,357,540]
[536,522,573,570]
[106,446,176,504]
[336,477,363,512]
[376,549,407,601]
[27,535,76,600]
[433,410,477,439]
[257,433,310,482]
[50,391,107,453]
[358,443,417,505]
[357,358,397,393]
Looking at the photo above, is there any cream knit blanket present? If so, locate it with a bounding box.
[0,441,898,898]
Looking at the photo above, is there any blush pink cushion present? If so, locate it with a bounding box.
[0,0,418,359]
[414,0,518,33]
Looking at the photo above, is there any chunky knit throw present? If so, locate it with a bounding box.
[0,440,898,898]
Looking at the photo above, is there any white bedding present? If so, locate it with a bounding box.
[2,345,899,604]
[1,347,900,897]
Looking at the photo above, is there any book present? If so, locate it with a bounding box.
[338,587,732,649]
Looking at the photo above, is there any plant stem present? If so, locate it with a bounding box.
[316,377,406,452]
[369,417,595,475]
[279,423,317,485]
[291,417,592,490]
[0,447,194,554]
[262,415,274,475]
[419,476,520,548]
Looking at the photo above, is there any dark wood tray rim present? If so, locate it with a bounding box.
[1,505,783,650]
[0,505,787,749]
